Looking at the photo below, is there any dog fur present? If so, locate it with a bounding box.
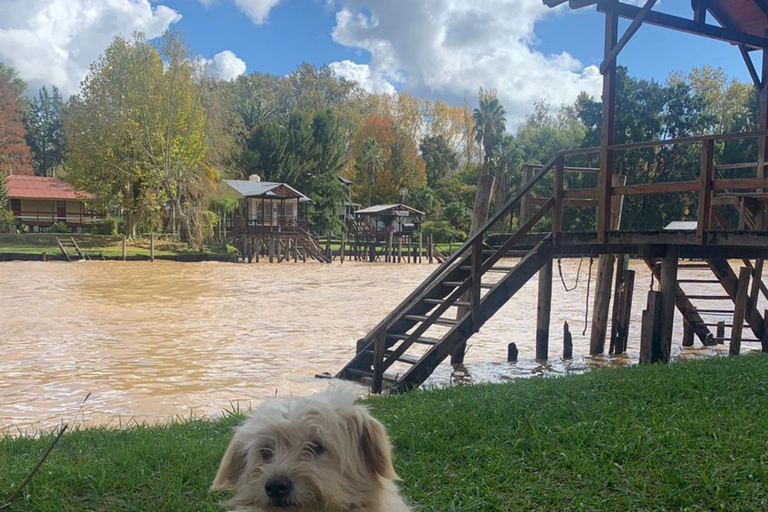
[211,387,412,512]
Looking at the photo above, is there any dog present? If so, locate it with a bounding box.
[211,387,412,512]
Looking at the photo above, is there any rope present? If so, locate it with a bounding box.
[558,257,584,292]
[582,256,594,336]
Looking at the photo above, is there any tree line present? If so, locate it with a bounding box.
[0,29,759,245]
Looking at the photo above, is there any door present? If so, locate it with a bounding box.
[56,201,66,222]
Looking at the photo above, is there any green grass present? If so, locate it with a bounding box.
[3,356,768,511]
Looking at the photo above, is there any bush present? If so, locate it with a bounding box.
[94,216,121,236]
[421,219,465,243]
[0,209,16,234]
[48,221,70,233]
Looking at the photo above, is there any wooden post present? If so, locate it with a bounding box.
[122,235,126,261]
[520,166,533,225]
[658,245,679,362]
[617,269,635,354]
[750,259,764,307]
[763,310,768,353]
[563,322,573,359]
[590,174,627,355]
[293,238,298,263]
[387,232,393,263]
[597,6,618,243]
[418,231,423,264]
[372,329,385,394]
[255,239,260,263]
[730,267,751,356]
[682,320,694,347]
[340,232,345,264]
[609,258,626,355]
[269,239,275,263]
[398,236,403,263]
[536,257,553,361]
[696,139,714,243]
[150,232,155,262]
[326,232,331,261]
[640,290,663,364]
[407,236,412,264]
[716,321,726,345]
[428,234,434,264]
[470,238,483,329]
[553,155,564,244]
[507,343,518,363]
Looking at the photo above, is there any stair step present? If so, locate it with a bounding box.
[678,279,721,284]
[404,314,457,326]
[423,298,471,307]
[345,368,398,382]
[387,333,439,345]
[443,281,494,289]
[364,350,421,365]
[460,265,515,273]
[678,263,711,269]
[686,295,732,300]
[695,309,734,314]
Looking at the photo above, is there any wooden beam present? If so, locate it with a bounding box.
[658,245,679,361]
[600,0,658,75]
[553,155,565,243]
[598,2,768,50]
[597,7,619,243]
[613,180,699,196]
[739,45,761,90]
[536,257,553,361]
[692,0,708,25]
[639,290,663,363]
[697,139,714,243]
[730,267,751,356]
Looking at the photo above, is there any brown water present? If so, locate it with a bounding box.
[0,259,757,433]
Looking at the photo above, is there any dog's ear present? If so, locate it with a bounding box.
[210,433,248,491]
[354,407,398,480]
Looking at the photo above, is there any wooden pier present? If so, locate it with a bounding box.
[337,0,768,393]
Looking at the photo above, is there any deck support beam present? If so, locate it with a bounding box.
[536,256,553,361]
[658,245,679,361]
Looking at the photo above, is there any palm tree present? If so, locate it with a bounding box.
[469,94,507,234]
[357,138,385,207]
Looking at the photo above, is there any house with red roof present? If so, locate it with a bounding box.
[4,175,102,231]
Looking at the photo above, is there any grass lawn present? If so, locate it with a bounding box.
[3,355,768,511]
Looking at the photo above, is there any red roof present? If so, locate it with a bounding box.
[4,175,94,201]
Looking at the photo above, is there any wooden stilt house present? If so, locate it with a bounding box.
[338,0,768,393]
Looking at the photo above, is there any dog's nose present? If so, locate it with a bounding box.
[265,476,293,499]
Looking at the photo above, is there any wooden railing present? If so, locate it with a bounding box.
[12,211,101,226]
[233,217,309,235]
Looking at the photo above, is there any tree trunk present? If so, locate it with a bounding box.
[493,167,509,216]
[470,165,496,235]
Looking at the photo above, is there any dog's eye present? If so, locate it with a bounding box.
[260,448,273,462]
[307,442,325,456]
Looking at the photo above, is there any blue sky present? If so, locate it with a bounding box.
[0,0,757,125]
[165,1,754,85]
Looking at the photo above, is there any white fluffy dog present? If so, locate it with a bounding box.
[211,388,412,512]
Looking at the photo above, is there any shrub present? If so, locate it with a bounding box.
[48,221,70,233]
[94,216,120,236]
[0,209,16,234]
[421,219,465,243]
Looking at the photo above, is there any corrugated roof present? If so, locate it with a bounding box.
[355,203,425,216]
[222,180,311,201]
[4,175,94,201]
[664,221,697,231]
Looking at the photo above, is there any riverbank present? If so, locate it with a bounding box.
[3,355,767,511]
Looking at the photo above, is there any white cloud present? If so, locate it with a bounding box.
[0,0,181,97]
[329,60,395,94]
[329,0,603,127]
[199,0,283,25]
[198,50,247,81]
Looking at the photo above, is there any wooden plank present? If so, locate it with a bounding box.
[597,7,618,243]
[553,155,564,243]
[536,256,553,361]
[563,188,598,199]
[730,267,751,356]
[613,180,699,196]
[639,290,662,364]
[530,197,597,207]
[707,258,765,339]
[739,45,761,90]
[597,1,768,50]
[600,0,658,75]
[697,139,714,243]
[712,177,768,190]
[658,245,679,362]
[750,259,765,306]
[470,239,483,328]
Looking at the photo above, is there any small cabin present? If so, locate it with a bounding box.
[355,203,424,239]
[4,175,100,231]
[337,176,361,221]
[221,175,311,235]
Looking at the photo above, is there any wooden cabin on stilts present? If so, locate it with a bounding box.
[337,0,768,393]
[221,175,329,263]
[347,204,425,263]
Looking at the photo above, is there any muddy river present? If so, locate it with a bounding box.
[0,259,755,433]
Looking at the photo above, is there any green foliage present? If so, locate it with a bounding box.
[421,219,464,242]
[442,201,469,231]
[405,185,440,216]
[355,137,386,207]
[420,134,459,187]
[0,178,14,233]
[25,85,65,177]
[47,221,70,233]
[93,216,121,236]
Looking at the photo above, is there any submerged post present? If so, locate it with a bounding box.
[640,290,663,364]
[682,320,694,347]
[563,321,573,359]
[658,245,679,361]
[716,321,726,345]
[536,257,553,361]
[730,267,751,356]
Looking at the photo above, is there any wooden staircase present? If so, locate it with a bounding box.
[56,237,88,262]
[293,224,330,263]
[337,157,559,393]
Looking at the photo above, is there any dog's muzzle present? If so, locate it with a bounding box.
[265,476,294,504]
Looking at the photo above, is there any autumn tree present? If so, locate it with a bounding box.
[0,69,34,176]
[25,85,65,176]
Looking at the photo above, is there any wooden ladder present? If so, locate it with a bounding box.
[56,237,87,262]
[337,154,562,393]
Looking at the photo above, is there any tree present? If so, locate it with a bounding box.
[0,70,34,176]
[25,85,65,176]
[442,201,470,232]
[356,137,386,207]
[0,63,28,111]
[469,89,506,234]
[420,134,459,187]
[0,175,14,232]
[406,185,440,216]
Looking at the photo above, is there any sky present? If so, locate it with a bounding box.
[0,0,759,127]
